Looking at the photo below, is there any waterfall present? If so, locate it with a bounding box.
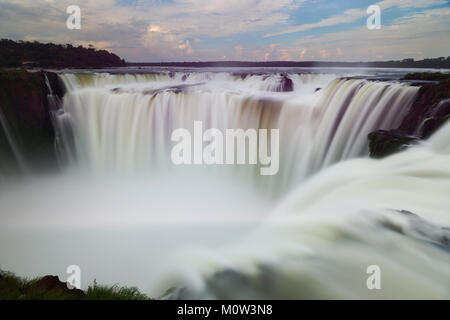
[57,72,418,192]
[154,120,450,299]
[5,70,446,299]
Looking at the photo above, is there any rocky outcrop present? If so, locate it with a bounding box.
[368,130,419,159]
[278,74,294,92]
[0,70,63,173]
[368,75,450,158]
[397,84,450,138]
[27,275,85,298]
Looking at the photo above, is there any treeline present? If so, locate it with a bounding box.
[367,57,450,69]
[129,57,450,69]
[0,39,126,68]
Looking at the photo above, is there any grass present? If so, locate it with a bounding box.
[85,283,150,300]
[0,269,153,300]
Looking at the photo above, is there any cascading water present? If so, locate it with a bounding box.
[159,121,450,299]
[56,72,418,193]
[1,69,448,299]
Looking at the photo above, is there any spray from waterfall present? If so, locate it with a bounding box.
[154,120,450,299]
[3,69,445,300]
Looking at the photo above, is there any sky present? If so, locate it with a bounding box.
[0,0,449,62]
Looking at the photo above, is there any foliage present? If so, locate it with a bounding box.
[85,283,150,300]
[0,39,126,68]
[402,72,450,82]
[0,270,152,300]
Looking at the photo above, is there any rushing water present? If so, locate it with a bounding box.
[56,72,418,192]
[0,69,449,299]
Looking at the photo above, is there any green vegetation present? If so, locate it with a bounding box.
[402,72,450,82]
[0,39,126,69]
[0,270,152,300]
[85,283,150,300]
[368,130,418,159]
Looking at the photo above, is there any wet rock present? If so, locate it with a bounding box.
[368,130,419,159]
[172,266,278,299]
[231,72,249,80]
[278,74,294,92]
[45,71,65,99]
[0,70,61,172]
[368,78,450,158]
[397,210,417,217]
[398,83,450,137]
[418,99,450,138]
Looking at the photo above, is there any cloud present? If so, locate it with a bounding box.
[264,0,447,37]
[0,0,448,61]
[0,0,304,61]
[290,7,450,61]
[376,0,446,9]
[265,8,366,37]
[234,45,243,59]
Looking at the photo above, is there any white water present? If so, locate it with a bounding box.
[158,122,450,299]
[57,72,418,192]
[1,70,449,299]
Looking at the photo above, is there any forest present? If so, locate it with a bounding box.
[0,39,126,68]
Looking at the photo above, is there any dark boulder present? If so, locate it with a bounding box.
[278,74,294,92]
[368,130,419,158]
[45,71,65,99]
[27,275,85,298]
[231,72,249,80]
[397,83,450,137]
[368,78,450,158]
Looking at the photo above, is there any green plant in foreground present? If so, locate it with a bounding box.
[0,269,156,300]
[85,283,150,300]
